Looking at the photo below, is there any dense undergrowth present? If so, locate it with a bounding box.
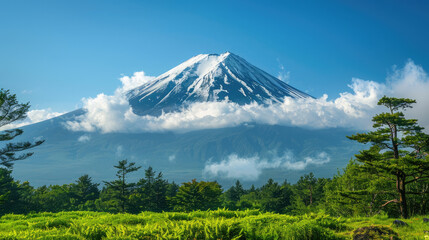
[0,209,428,240]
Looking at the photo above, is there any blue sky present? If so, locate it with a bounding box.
[1,0,429,113]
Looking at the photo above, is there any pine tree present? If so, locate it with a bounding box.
[323,160,394,217]
[0,168,18,214]
[295,173,317,206]
[223,180,245,210]
[172,179,222,211]
[0,89,43,168]
[130,167,169,212]
[166,181,179,211]
[259,178,292,213]
[71,174,100,207]
[348,96,429,218]
[104,159,140,213]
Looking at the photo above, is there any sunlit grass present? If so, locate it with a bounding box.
[0,210,428,239]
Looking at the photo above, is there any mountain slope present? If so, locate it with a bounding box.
[128,52,312,116]
[14,114,359,187]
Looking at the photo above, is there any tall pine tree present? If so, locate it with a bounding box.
[348,96,429,218]
[103,159,140,213]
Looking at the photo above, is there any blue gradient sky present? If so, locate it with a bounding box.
[1,0,429,112]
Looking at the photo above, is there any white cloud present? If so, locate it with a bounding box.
[21,89,33,94]
[204,155,262,181]
[203,152,330,181]
[387,60,429,130]
[78,135,91,143]
[65,93,130,133]
[0,108,64,131]
[118,71,155,93]
[64,60,429,133]
[64,71,155,133]
[168,155,176,163]
[65,77,381,133]
[282,152,331,170]
[116,145,124,157]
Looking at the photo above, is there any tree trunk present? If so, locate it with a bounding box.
[122,170,125,213]
[397,175,408,218]
[421,184,428,215]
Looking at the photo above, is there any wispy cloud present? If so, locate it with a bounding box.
[276,59,290,83]
[168,155,176,163]
[203,152,330,181]
[64,60,429,133]
[0,108,64,131]
[77,134,91,143]
[116,145,124,157]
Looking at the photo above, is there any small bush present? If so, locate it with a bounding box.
[353,225,399,240]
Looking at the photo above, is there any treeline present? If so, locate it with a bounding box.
[1,160,428,217]
[0,161,325,215]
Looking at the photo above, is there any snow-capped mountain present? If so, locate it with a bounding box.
[11,52,359,186]
[128,52,312,116]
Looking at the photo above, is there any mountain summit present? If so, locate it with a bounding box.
[128,52,312,116]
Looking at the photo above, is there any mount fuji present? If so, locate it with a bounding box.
[128,52,312,116]
[10,52,360,187]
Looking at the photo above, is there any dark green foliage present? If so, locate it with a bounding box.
[407,179,429,216]
[166,181,179,199]
[172,179,223,211]
[289,173,328,214]
[324,160,397,217]
[32,184,73,212]
[70,174,100,209]
[347,96,429,218]
[0,168,20,214]
[226,180,245,202]
[102,159,141,213]
[0,168,36,215]
[129,167,170,213]
[259,178,292,213]
[223,180,245,210]
[1,163,343,216]
[0,89,44,168]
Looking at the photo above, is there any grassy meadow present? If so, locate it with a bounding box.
[0,209,428,240]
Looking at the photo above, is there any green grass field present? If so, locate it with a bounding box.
[0,210,428,239]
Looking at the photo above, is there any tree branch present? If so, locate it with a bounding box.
[381,199,399,207]
[405,175,429,184]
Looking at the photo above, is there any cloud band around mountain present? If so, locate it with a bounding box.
[31,60,416,133]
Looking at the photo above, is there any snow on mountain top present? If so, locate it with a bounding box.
[158,52,231,80]
[128,52,312,116]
